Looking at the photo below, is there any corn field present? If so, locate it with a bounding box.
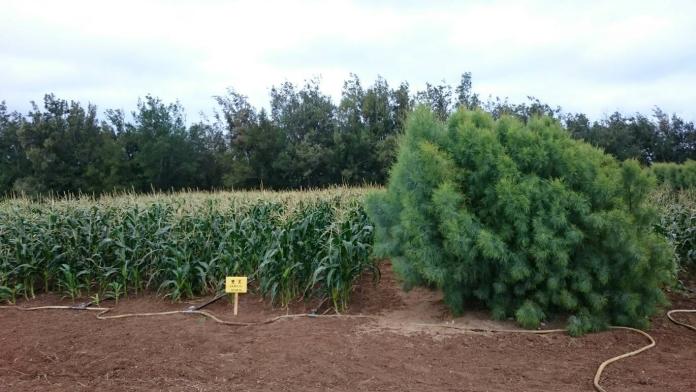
[0,187,378,311]
[652,187,696,273]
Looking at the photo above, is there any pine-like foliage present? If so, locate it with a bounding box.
[366,108,676,335]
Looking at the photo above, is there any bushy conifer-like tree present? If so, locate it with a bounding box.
[366,107,676,335]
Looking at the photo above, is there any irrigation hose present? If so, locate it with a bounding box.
[415,322,656,392]
[666,309,696,332]
[414,323,566,334]
[0,304,374,327]
[1,305,694,391]
[592,326,656,392]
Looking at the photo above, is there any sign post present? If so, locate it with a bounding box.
[225,276,247,316]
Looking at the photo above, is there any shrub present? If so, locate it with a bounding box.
[366,107,676,335]
[651,160,696,190]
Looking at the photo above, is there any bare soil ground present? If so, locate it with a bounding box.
[1,264,695,392]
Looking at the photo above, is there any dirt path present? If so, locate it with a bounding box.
[1,265,695,392]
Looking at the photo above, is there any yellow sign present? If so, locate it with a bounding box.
[225,276,247,294]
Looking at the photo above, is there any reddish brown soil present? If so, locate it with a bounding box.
[1,264,695,392]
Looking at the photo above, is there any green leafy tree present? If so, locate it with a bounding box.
[391,81,412,131]
[214,89,287,189]
[122,95,204,191]
[652,109,696,163]
[2,72,694,195]
[335,74,369,183]
[416,82,452,121]
[565,109,696,165]
[335,75,403,184]
[270,80,337,187]
[187,121,227,189]
[363,76,400,183]
[455,72,480,110]
[366,107,675,335]
[484,95,561,122]
[14,95,118,195]
[0,102,29,194]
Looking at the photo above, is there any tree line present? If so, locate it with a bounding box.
[1,73,694,195]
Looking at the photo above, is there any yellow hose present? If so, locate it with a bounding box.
[0,305,373,327]
[414,323,565,334]
[666,309,696,332]
[414,323,655,392]
[592,326,655,392]
[0,305,104,311]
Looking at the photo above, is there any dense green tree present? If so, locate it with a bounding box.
[335,74,369,183]
[364,77,405,182]
[333,75,411,185]
[587,112,653,163]
[335,75,402,184]
[566,110,696,165]
[270,80,337,187]
[652,109,696,163]
[416,82,452,121]
[220,108,285,188]
[0,102,29,193]
[101,108,140,191]
[1,72,694,196]
[391,81,412,130]
[213,89,261,188]
[13,95,118,195]
[214,88,257,148]
[187,121,227,189]
[120,95,204,191]
[484,95,561,122]
[455,72,480,110]
[366,107,675,335]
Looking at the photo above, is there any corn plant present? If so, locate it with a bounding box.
[0,187,379,309]
[105,281,124,304]
[652,187,696,274]
[58,264,87,302]
[312,204,377,312]
[0,285,12,303]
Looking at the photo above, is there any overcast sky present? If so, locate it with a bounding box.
[1,0,695,121]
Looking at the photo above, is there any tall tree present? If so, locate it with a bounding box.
[363,76,399,183]
[271,79,337,187]
[0,102,29,194]
[14,95,117,195]
[2,72,694,195]
[125,95,201,191]
[416,81,452,121]
[335,74,368,183]
[391,81,412,131]
[455,72,480,110]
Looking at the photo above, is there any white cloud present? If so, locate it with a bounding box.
[1,0,694,121]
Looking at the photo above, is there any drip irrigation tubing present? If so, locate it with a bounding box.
[1,302,694,391]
